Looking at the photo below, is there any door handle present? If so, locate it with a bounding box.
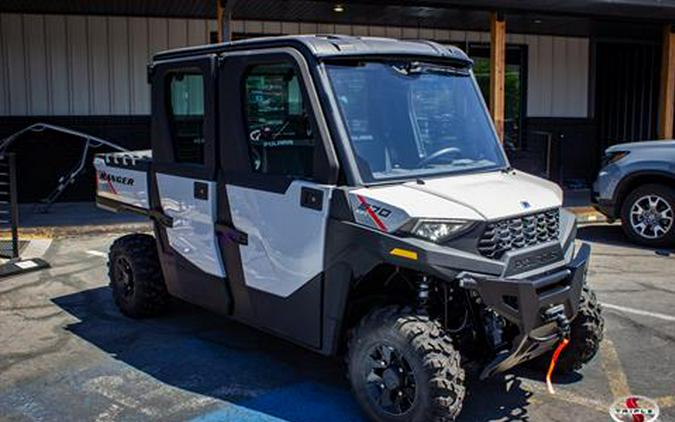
[300,187,323,211]
[215,222,248,246]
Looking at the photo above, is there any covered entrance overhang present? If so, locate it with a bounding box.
[1,0,674,188]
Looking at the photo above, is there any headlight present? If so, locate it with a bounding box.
[601,151,629,167]
[408,219,473,243]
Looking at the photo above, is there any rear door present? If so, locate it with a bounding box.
[149,54,230,314]
[216,49,339,347]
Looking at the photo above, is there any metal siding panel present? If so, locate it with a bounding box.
[466,31,481,42]
[402,27,418,39]
[88,16,111,114]
[538,35,554,116]
[353,25,369,36]
[129,17,149,115]
[109,16,130,115]
[419,28,434,40]
[231,19,244,34]
[299,22,318,34]
[45,15,69,115]
[0,14,10,115]
[577,38,589,118]
[148,18,168,57]
[187,19,206,46]
[263,21,281,34]
[449,30,465,43]
[168,19,188,49]
[525,34,540,116]
[281,21,300,34]
[244,20,263,34]
[334,24,352,35]
[67,15,90,115]
[368,25,385,37]
[24,14,49,115]
[385,26,402,38]
[7,13,28,115]
[551,37,567,116]
[508,33,526,44]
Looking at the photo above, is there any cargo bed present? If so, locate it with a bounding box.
[94,150,152,216]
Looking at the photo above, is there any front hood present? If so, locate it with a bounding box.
[404,170,562,220]
[349,170,562,231]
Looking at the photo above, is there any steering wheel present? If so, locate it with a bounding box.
[417,147,461,167]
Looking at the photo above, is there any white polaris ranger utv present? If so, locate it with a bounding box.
[95,35,603,421]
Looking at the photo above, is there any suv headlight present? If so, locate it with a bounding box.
[405,219,473,243]
[601,150,629,167]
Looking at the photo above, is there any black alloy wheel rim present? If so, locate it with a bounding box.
[114,256,135,298]
[364,343,417,415]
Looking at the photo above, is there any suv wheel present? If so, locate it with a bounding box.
[621,184,675,247]
[108,233,169,318]
[347,306,465,422]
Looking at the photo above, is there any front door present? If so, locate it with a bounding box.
[149,55,231,314]
[216,49,339,348]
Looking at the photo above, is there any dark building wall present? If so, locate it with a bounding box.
[0,116,150,203]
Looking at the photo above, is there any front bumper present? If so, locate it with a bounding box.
[463,243,591,378]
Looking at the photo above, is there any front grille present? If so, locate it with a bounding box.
[478,209,560,259]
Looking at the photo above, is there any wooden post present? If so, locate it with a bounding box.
[490,12,506,142]
[658,24,675,140]
[216,0,223,43]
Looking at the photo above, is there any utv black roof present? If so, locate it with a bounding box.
[153,34,472,65]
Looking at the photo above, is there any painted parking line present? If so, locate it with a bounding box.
[602,302,675,322]
[86,250,108,258]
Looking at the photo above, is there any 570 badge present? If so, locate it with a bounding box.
[356,202,392,218]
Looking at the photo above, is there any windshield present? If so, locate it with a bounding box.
[325,61,507,182]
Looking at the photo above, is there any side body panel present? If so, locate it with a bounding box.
[227,181,331,297]
[156,173,225,278]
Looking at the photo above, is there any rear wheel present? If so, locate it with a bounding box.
[347,306,465,422]
[621,184,675,247]
[108,233,169,318]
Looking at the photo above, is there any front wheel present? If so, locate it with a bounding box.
[621,184,675,247]
[347,306,465,422]
[531,285,604,373]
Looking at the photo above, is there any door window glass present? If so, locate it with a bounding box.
[242,63,315,178]
[168,72,205,164]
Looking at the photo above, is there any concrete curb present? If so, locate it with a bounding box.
[566,206,607,225]
[16,222,152,239]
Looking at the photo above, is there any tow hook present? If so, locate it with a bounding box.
[541,304,572,394]
[542,304,571,338]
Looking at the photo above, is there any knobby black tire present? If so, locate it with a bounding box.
[347,306,465,422]
[531,285,604,373]
[108,233,169,318]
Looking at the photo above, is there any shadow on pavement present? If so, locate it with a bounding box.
[577,224,674,256]
[53,286,545,422]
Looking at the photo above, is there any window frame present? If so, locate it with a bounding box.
[240,60,317,179]
[166,70,207,165]
[150,55,217,180]
[218,50,339,193]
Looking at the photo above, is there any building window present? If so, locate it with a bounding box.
[242,62,315,178]
[168,72,205,164]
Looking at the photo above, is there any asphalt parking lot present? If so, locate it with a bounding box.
[0,223,674,422]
